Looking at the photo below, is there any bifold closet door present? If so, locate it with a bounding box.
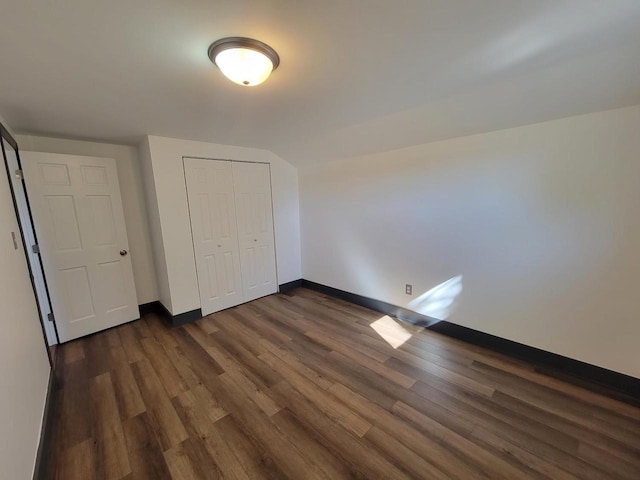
[232,161,278,302]
[184,158,243,315]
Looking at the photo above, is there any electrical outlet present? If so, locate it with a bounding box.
[405,284,412,295]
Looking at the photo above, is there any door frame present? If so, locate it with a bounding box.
[181,156,280,313]
[0,122,58,363]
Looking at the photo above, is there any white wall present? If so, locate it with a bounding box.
[140,135,302,315]
[0,117,51,479]
[300,105,640,378]
[138,137,173,312]
[16,135,158,304]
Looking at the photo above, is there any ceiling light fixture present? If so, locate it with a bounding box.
[208,37,280,87]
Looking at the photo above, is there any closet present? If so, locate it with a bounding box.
[184,157,277,315]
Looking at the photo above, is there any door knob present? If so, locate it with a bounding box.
[120,249,128,256]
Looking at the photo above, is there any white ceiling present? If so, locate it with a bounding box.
[1,0,639,166]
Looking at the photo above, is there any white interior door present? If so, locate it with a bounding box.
[22,152,139,342]
[232,161,278,302]
[184,158,244,315]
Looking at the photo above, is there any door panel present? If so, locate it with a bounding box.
[232,162,278,302]
[61,266,95,321]
[184,158,243,315]
[98,260,129,312]
[22,152,139,342]
[88,195,117,245]
[46,195,83,250]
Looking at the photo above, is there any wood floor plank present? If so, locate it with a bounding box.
[131,317,154,339]
[122,412,172,480]
[491,389,640,465]
[364,425,452,480]
[258,338,333,390]
[84,333,115,378]
[46,288,640,480]
[471,360,640,440]
[89,372,132,479]
[192,383,229,424]
[170,326,225,376]
[327,382,494,479]
[163,442,210,480]
[206,310,268,357]
[163,343,229,425]
[392,400,535,480]
[211,329,282,387]
[186,323,283,417]
[233,307,295,346]
[410,380,614,480]
[305,329,416,388]
[577,441,640,480]
[197,315,220,334]
[200,423,253,480]
[131,358,189,451]
[173,389,222,438]
[171,389,253,480]
[54,438,96,480]
[387,355,495,397]
[475,354,640,419]
[214,373,332,480]
[140,337,189,398]
[182,436,224,480]
[117,322,145,364]
[209,414,286,480]
[259,349,372,437]
[109,345,146,420]
[146,314,179,349]
[270,380,413,480]
[468,425,581,480]
[411,375,581,454]
[270,408,363,480]
[63,339,85,364]
[57,356,94,451]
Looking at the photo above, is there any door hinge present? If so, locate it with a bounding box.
[15,169,23,180]
[47,312,55,322]
[32,244,40,254]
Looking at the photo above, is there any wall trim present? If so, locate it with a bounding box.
[139,301,161,316]
[279,279,303,294]
[169,308,203,326]
[32,367,57,480]
[140,301,203,327]
[301,279,440,327]
[299,279,640,406]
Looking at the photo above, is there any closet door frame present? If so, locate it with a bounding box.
[183,156,279,315]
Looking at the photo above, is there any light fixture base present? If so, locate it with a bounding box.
[208,37,280,70]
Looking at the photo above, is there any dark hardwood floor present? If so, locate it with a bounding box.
[46,288,640,479]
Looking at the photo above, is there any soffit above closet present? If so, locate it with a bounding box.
[0,0,639,166]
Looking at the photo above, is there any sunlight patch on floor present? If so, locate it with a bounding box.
[370,315,423,349]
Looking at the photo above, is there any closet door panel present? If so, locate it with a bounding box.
[232,161,278,301]
[184,158,243,315]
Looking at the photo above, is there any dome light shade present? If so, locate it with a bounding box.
[208,37,280,87]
